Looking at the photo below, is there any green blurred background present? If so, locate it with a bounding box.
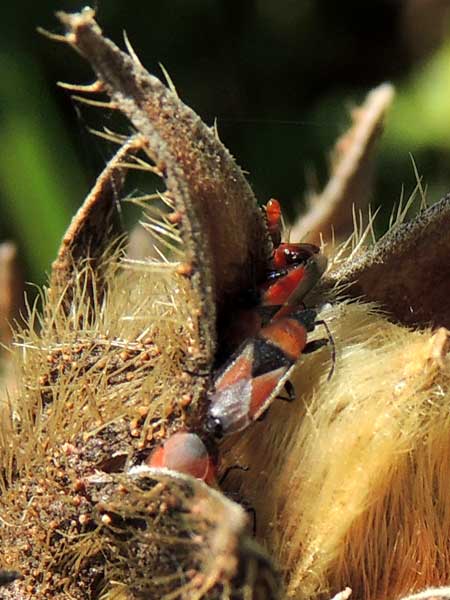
[1,0,450,287]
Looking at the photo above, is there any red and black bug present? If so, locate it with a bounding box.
[145,307,334,483]
[145,307,334,479]
[226,200,328,349]
[145,199,334,482]
[261,199,328,315]
[146,431,217,485]
[205,308,334,438]
[261,246,327,314]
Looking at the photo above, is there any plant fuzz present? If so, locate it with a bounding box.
[1,8,450,600]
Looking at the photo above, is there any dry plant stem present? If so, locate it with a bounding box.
[56,8,270,365]
[50,135,144,316]
[291,83,394,245]
[325,193,450,329]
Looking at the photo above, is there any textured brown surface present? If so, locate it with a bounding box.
[325,193,450,329]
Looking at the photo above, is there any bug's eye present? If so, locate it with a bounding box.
[285,248,308,265]
[284,249,296,264]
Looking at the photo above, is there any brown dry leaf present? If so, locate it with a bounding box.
[291,83,394,245]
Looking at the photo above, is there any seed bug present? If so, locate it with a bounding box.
[272,242,320,271]
[146,431,216,485]
[205,308,335,438]
[262,198,328,314]
[147,200,333,484]
[226,201,328,350]
[261,246,327,313]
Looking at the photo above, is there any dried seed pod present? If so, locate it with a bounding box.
[82,468,280,599]
[50,135,145,316]
[325,193,450,329]
[0,202,275,599]
[0,9,278,599]
[55,7,270,365]
[221,302,450,600]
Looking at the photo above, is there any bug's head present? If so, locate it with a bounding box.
[273,242,320,270]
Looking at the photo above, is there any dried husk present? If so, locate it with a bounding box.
[221,303,450,600]
[2,7,450,600]
[0,8,276,599]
